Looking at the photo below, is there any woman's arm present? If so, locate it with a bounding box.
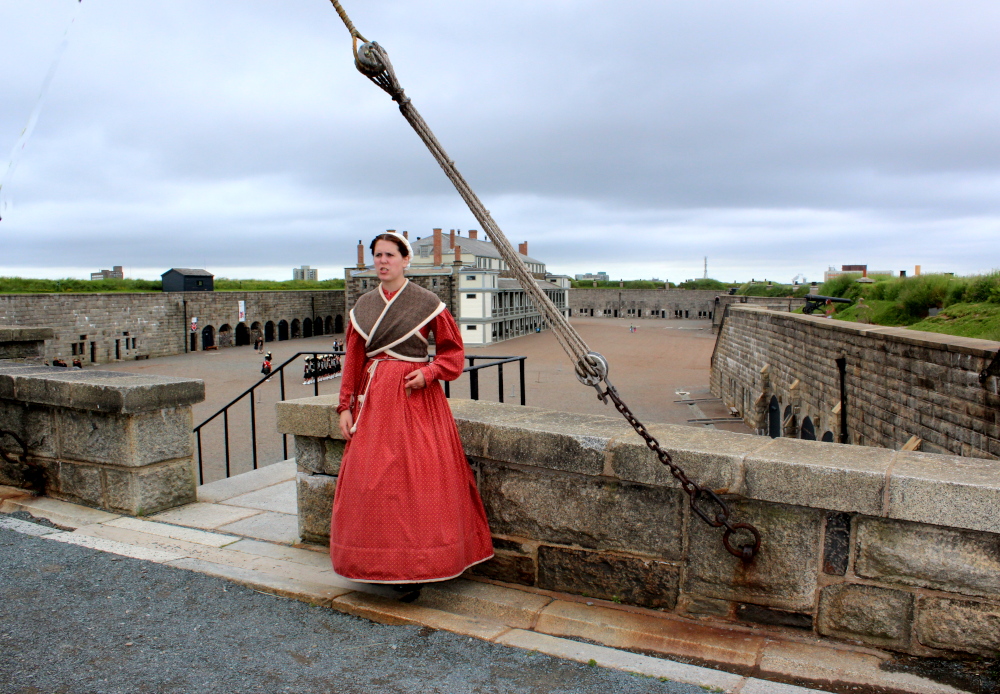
[419,308,465,383]
[337,320,365,414]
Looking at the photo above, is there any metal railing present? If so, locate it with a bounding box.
[193,352,526,484]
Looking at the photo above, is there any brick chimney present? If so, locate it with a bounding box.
[449,229,455,249]
[402,231,408,240]
[468,230,478,240]
[356,240,365,269]
[433,228,442,266]
[454,244,462,266]
[518,241,528,256]
[387,229,395,234]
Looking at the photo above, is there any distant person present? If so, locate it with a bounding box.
[261,352,272,377]
[72,359,83,369]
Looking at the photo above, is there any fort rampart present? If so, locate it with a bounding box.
[711,305,1000,459]
[569,288,721,319]
[0,291,346,364]
[277,397,1000,660]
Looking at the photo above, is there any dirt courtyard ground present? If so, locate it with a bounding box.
[94,317,750,483]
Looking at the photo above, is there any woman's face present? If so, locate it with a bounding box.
[373,239,408,285]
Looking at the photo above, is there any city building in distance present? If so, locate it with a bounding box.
[575,272,609,282]
[293,265,318,281]
[90,266,124,281]
[823,264,895,282]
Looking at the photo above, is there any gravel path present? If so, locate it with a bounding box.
[1,523,708,694]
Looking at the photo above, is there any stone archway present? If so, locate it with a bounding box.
[334,315,344,333]
[265,321,275,342]
[303,318,313,338]
[278,320,289,341]
[313,316,324,336]
[291,319,301,339]
[235,322,251,347]
[821,431,835,442]
[218,324,233,348]
[768,396,781,439]
[201,325,215,350]
[801,416,816,440]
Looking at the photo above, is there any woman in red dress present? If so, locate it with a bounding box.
[333,232,494,600]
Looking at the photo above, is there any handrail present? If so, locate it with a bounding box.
[193,351,526,484]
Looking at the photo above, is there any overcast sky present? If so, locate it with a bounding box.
[2,0,998,283]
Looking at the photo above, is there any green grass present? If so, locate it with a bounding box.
[908,303,1000,341]
[0,276,345,293]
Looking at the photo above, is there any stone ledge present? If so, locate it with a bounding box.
[0,363,204,413]
[0,326,55,342]
[274,398,1000,536]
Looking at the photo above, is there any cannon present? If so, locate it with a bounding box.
[803,295,852,315]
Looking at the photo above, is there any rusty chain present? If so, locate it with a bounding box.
[578,353,761,561]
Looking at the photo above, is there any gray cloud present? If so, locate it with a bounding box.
[2,0,998,281]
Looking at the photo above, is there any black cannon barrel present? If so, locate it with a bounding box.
[807,295,852,304]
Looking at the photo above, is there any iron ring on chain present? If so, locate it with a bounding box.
[723,523,762,561]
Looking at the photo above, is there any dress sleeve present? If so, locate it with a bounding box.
[337,319,367,413]
[421,308,465,383]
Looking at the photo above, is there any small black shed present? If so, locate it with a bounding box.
[161,268,214,292]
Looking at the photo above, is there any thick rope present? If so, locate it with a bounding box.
[327,1,595,376]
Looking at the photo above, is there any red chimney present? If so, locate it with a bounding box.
[356,240,365,269]
[454,244,462,265]
[518,241,528,256]
[387,229,395,234]
[468,230,478,240]
[433,228,442,266]
[402,231,408,239]
[449,229,455,249]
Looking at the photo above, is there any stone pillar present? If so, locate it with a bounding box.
[0,363,204,515]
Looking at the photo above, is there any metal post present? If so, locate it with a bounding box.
[836,356,848,444]
[444,380,450,398]
[313,353,319,397]
[249,391,258,470]
[223,409,231,478]
[519,357,526,406]
[280,366,288,460]
[196,429,203,484]
[470,367,479,400]
[498,363,504,403]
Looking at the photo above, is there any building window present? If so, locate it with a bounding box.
[362,280,368,289]
[466,325,476,331]
[466,293,476,299]
[467,275,476,280]
[432,279,438,287]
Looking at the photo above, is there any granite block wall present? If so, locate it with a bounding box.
[276,397,1000,659]
[711,305,1000,459]
[0,291,346,364]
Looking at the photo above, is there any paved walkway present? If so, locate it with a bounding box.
[1,469,969,694]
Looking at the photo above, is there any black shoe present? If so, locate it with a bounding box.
[390,584,422,603]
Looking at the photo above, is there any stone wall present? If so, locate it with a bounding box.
[276,397,1000,659]
[710,295,806,332]
[711,305,1000,458]
[0,363,204,514]
[0,326,53,362]
[0,291,346,364]
[569,288,721,319]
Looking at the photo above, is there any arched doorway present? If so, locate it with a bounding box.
[218,324,233,348]
[235,322,250,346]
[325,316,334,334]
[822,431,835,442]
[303,318,312,338]
[278,320,289,341]
[313,316,324,336]
[768,396,781,439]
[801,417,816,440]
[201,325,215,350]
[334,315,344,333]
[291,319,301,339]
[264,321,275,342]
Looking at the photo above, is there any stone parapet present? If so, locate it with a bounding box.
[711,305,1000,458]
[0,325,54,362]
[277,396,1000,659]
[0,363,204,515]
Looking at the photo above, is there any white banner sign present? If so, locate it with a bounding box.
[238,300,246,322]
[190,317,198,332]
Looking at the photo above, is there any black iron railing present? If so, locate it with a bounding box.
[193,352,526,484]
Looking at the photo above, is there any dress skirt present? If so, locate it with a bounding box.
[330,357,494,583]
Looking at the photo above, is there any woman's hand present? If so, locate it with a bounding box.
[403,369,427,390]
[339,409,354,442]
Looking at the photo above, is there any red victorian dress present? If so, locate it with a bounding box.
[331,279,494,583]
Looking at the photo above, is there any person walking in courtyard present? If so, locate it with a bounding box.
[260,352,272,378]
[334,232,493,602]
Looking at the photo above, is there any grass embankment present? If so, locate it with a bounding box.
[809,272,1000,341]
[0,277,345,293]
